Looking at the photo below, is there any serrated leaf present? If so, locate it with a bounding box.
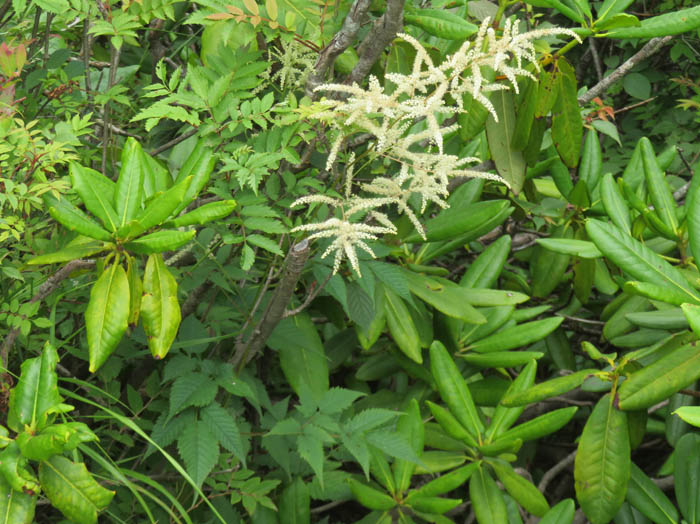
[318,388,365,415]
[243,216,287,234]
[169,373,218,417]
[151,410,192,449]
[298,433,324,487]
[201,402,246,464]
[346,282,375,330]
[246,234,283,256]
[347,409,401,433]
[39,456,114,524]
[177,420,219,489]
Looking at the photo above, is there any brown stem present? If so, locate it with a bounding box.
[305,0,372,98]
[346,0,404,86]
[231,240,310,370]
[579,36,673,105]
[151,128,198,156]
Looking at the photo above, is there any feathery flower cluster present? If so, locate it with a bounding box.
[293,18,580,275]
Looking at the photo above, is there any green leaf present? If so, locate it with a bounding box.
[536,238,602,258]
[38,456,115,524]
[618,342,700,411]
[586,219,700,303]
[17,422,96,461]
[169,200,237,228]
[512,78,538,151]
[124,229,196,255]
[26,241,108,266]
[403,9,478,40]
[539,499,575,524]
[686,165,700,265]
[501,370,596,407]
[201,402,246,465]
[674,406,700,428]
[641,137,678,234]
[169,373,218,417]
[86,262,130,373]
[393,399,424,494]
[115,138,145,227]
[384,287,423,363]
[627,462,678,524]
[490,460,549,516]
[268,313,329,402]
[347,478,395,511]
[279,478,310,524]
[460,235,511,289]
[177,419,219,489]
[7,342,61,433]
[574,394,630,524]
[552,58,582,168]
[495,406,578,443]
[470,466,508,524]
[486,360,537,440]
[318,388,365,415]
[624,73,651,100]
[466,317,564,353]
[44,193,113,242]
[141,253,181,359]
[0,443,40,494]
[600,173,631,234]
[0,475,36,524]
[246,234,284,256]
[486,90,526,194]
[403,271,486,324]
[430,341,484,438]
[124,176,193,240]
[604,5,700,38]
[675,433,700,524]
[404,200,509,243]
[69,163,119,232]
[297,432,324,488]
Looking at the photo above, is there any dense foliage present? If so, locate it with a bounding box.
[3,0,700,523]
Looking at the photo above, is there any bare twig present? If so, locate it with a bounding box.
[579,36,673,105]
[347,0,404,85]
[151,128,198,156]
[588,37,603,82]
[231,240,310,370]
[1,260,95,370]
[305,0,372,98]
[283,271,332,318]
[538,449,576,495]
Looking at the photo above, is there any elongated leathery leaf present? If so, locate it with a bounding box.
[141,254,181,360]
[69,163,118,232]
[574,394,630,524]
[115,138,145,227]
[618,342,700,411]
[675,433,700,524]
[486,90,526,194]
[470,465,508,524]
[686,163,700,265]
[44,193,112,242]
[39,456,115,524]
[586,219,700,304]
[7,342,61,433]
[490,459,549,516]
[627,462,678,524]
[552,58,582,168]
[86,262,130,372]
[0,475,35,524]
[600,173,631,234]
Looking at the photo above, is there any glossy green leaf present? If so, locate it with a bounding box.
[470,465,508,524]
[618,342,700,411]
[466,317,564,353]
[459,351,543,368]
[575,394,630,524]
[486,90,526,194]
[141,253,181,359]
[597,0,635,21]
[115,138,145,227]
[124,229,196,255]
[69,163,118,232]
[122,175,193,240]
[641,137,678,234]
[600,173,631,234]
[168,200,237,227]
[44,193,112,242]
[495,406,578,443]
[512,78,538,150]
[38,456,115,524]
[0,443,39,497]
[0,475,36,524]
[426,400,478,447]
[579,129,602,196]
[86,262,129,372]
[408,463,478,498]
[605,5,700,38]
[486,360,537,440]
[674,406,700,428]
[173,141,216,215]
[393,399,424,494]
[552,58,582,168]
[462,289,529,307]
[675,433,700,524]
[126,257,142,328]
[627,462,678,524]
[404,200,509,243]
[430,341,484,437]
[403,9,478,39]
[540,498,575,524]
[413,451,467,474]
[586,219,700,304]
[17,422,96,461]
[384,287,423,363]
[460,235,511,289]
[501,369,596,406]
[686,164,700,265]
[625,308,687,330]
[490,460,549,516]
[7,342,61,433]
[26,241,108,266]
[536,238,602,258]
[623,281,693,306]
[347,478,395,511]
[531,225,572,297]
[403,271,485,324]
